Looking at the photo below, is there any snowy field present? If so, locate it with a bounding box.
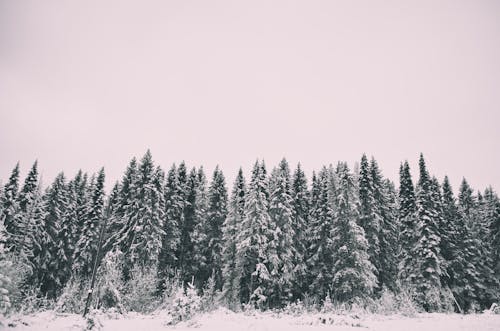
[3,309,500,331]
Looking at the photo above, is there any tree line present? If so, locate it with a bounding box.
[0,151,499,312]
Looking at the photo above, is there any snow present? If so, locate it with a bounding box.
[3,309,500,331]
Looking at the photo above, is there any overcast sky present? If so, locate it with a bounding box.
[1,0,499,192]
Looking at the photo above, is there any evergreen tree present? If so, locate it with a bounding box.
[1,163,20,251]
[267,159,295,307]
[413,155,443,310]
[357,155,380,288]
[235,160,272,307]
[473,187,498,307]
[192,167,209,287]
[158,164,182,287]
[222,168,246,307]
[454,179,483,310]
[440,176,459,291]
[38,173,68,298]
[379,178,399,291]
[128,152,165,268]
[483,187,500,300]
[199,166,227,290]
[331,162,376,302]
[15,161,40,258]
[73,168,105,276]
[291,163,309,300]
[398,160,418,285]
[178,166,203,284]
[105,158,139,254]
[307,167,335,301]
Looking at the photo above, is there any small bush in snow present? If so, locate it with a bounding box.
[282,300,306,316]
[200,274,222,313]
[167,281,201,325]
[0,253,31,313]
[122,265,161,313]
[55,277,87,314]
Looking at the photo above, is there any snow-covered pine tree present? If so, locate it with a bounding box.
[37,173,68,298]
[192,167,209,288]
[127,152,165,269]
[157,164,182,288]
[413,155,443,310]
[291,163,309,300]
[178,169,198,283]
[483,187,500,300]
[106,157,139,255]
[472,187,498,308]
[484,186,500,286]
[331,162,376,303]
[0,207,10,314]
[454,179,483,310]
[200,166,228,290]
[307,167,335,301]
[222,168,246,308]
[357,155,380,288]
[235,160,272,308]
[267,158,295,307]
[14,161,40,260]
[73,168,105,277]
[370,158,398,291]
[102,181,121,255]
[397,160,419,286]
[440,176,459,292]
[1,163,20,252]
[379,178,399,291]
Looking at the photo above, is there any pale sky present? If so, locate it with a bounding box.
[1,0,499,192]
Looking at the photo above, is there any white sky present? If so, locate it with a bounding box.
[1,0,499,192]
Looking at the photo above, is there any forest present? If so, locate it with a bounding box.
[1,151,499,316]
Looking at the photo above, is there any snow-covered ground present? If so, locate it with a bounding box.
[3,308,500,331]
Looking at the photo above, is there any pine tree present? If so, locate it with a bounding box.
[200,166,227,290]
[192,167,209,287]
[178,167,202,284]
[37,173,68,298]
[235,160,272,307]
[454,179,483,310]
[2,163,20,251]
[267,158,295,307]
[15,161,40,259]
[291,163,309,300]
[128,152,165,268]
[158,164,182,288]
[370,158,398,291]
[398,160,418,285]
[331,162,376,302]
[73,168,105,276]
[105,158,139,254]
[357,155,381,288]
[307,167,335,301]
[483,187,500,301]
[413,155,443,310]
[440,176,459,292]
[473,187,498,307]
[222,168,246,308]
